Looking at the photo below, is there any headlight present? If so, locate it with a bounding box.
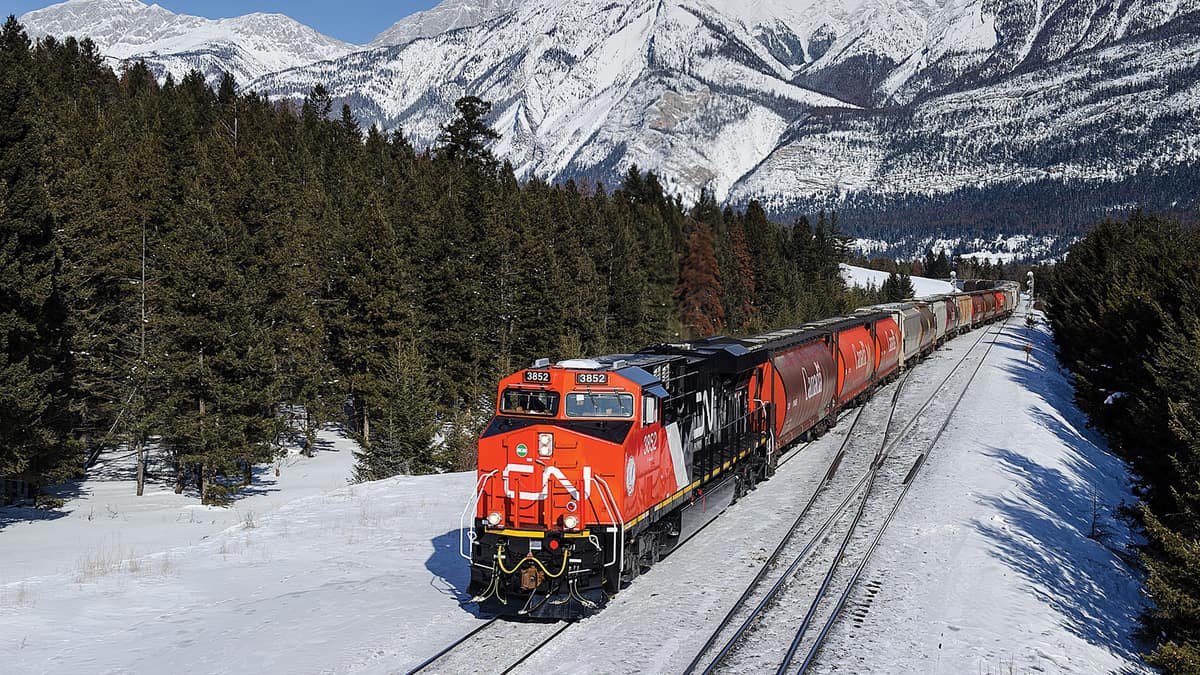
[538,432,554,457]
[486,511,502,527]
[563,515,579,530]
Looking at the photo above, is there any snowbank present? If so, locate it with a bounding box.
[841,263,957,297]
[812,312,1150,673]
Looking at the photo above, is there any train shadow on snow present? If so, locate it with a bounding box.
[969,319,1150,662]
[426,527,491,618]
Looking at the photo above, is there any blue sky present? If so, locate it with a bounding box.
[7,1,442,44]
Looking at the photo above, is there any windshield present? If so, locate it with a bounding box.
[565,392,635,418]
[500,389,560,416]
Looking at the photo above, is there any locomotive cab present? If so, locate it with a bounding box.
[465,360,673,617]
[465,346,778,619]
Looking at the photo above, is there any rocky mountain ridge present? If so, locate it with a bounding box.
[18,0,1200,236]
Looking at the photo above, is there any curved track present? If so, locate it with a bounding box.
[784,317,1010,674]
[685,318,1007,675]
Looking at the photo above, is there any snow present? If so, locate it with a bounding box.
[848,234,1068,264]
[841,263,957,296]
[20,0,356,86]
[0,306,1151,673]
[812,310,1149,673]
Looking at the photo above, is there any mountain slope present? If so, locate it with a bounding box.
[729,22,1200,212]
[369,0,523,48]
[18,0,1200,226]
[252,0,1200,209]
[254,0,862,201]
[19,0,356,86]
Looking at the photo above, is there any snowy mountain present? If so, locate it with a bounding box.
[19,0,1200,226]
[368,0,523,48]
[253,0,864,202]
[247,0,1200,213]
[18,0,356,86]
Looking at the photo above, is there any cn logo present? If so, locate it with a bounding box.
[502,464,592,502]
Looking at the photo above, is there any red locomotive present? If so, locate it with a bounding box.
[463,282,1018,617]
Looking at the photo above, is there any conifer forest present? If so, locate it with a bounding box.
[0,19,852,505]
[1047,213,1200,672]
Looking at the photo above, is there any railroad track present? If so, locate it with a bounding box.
[684,319,1008,675]
[406,617,572,675]
[782,317,1012,675]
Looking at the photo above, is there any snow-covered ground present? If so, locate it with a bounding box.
[0,304,1150,673]
[810,309,1149,673]
[841,263,957,296]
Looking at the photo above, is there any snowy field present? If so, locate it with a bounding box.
[0,305,1151,673]
[841,263,956,296]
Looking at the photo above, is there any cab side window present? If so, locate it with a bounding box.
[642,395,658,426]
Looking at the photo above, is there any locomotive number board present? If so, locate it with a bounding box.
[575,372,609,385]
[524,371,552,383]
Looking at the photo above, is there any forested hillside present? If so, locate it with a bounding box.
[1047,212,1200,672]
[0,17,853,505]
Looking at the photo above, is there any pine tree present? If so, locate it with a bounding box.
[353,341,439,480]
[676,221,725,338]
[0,17,74,494]
[437,96,500,164]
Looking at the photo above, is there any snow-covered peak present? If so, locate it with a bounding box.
[19,0,357,85]
[369,0,524,48]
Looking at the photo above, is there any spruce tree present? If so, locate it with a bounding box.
[676,221,725,337]
[437,96,500,164]
[0,17,74,493]
[353,341,439,480]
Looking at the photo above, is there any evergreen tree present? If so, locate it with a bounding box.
[353,341,439,480]
[881,271,914,302]
[437,96,500,164]
[675,221,725,337]
[0,17,74,494]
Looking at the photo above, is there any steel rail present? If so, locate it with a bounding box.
[689,374,911,675]
[691,317,1001,675]
[406,617,500,674]
[786,317,1011,675]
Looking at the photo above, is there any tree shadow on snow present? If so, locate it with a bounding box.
[972,447,1149,665]
[426,528,489,618]
[970,320,1152,665]
[0,478,87,531]
[0,502,73,531]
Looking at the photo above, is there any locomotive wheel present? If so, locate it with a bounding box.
[640,532,660,570]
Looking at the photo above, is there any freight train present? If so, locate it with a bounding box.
[462,282,1019,617]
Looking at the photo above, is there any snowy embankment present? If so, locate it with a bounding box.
[0,305,1150,673]
[811,309,1150,673]
[841,263,956,296]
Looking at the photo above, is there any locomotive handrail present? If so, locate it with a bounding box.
[459,470,498,561]
[590,474,625,574]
